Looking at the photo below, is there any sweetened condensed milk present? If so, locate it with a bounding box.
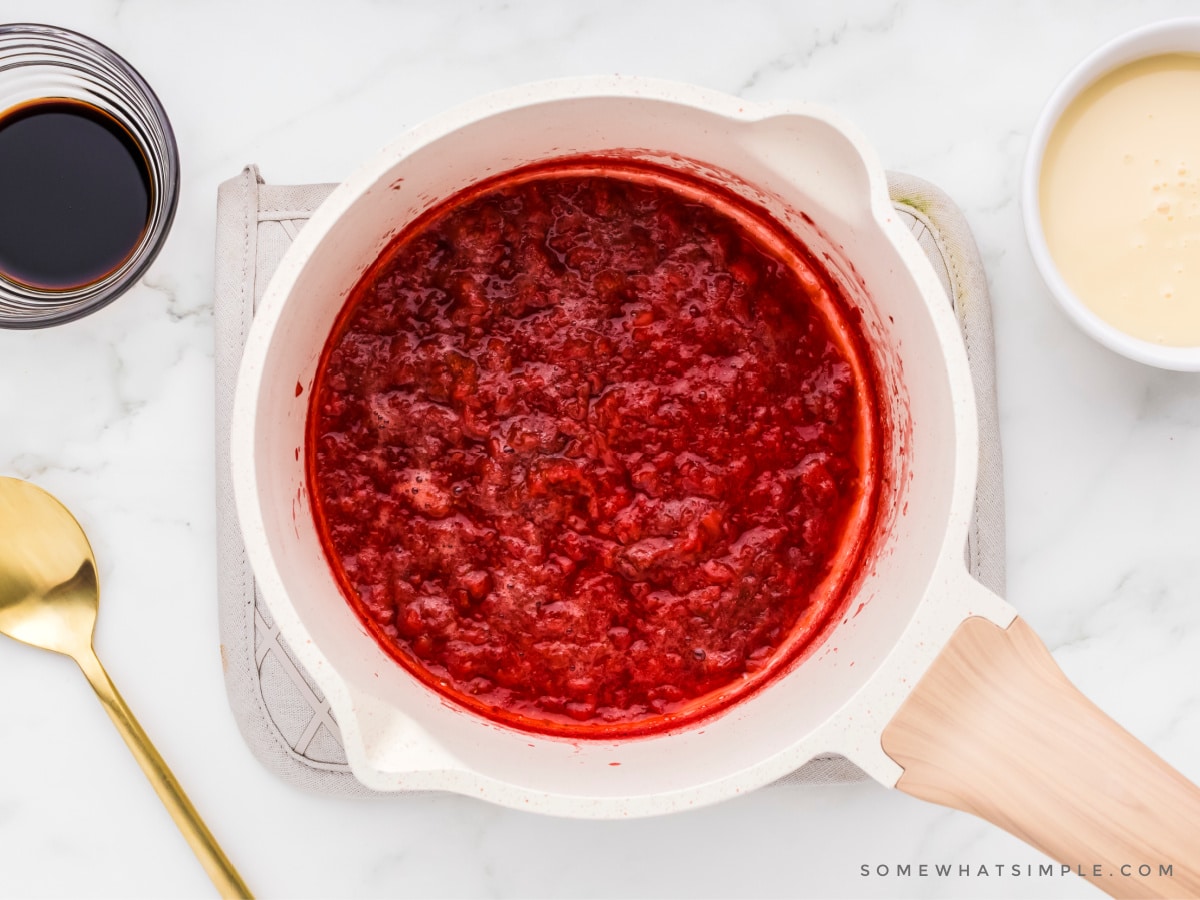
[1040,53,1200,346]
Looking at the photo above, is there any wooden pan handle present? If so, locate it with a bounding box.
[880,615,1200,899]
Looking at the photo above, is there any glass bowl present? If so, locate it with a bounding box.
[0,23,179,329]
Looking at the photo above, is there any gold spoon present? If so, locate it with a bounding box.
[0,476,252,899]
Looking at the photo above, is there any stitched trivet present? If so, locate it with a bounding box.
[214,167,1005,795]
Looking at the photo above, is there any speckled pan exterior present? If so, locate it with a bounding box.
[230,76,1016,817]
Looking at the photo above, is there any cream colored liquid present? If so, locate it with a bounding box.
[1041,53,1200,346]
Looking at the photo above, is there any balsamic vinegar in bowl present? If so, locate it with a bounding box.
[0,98,151,292]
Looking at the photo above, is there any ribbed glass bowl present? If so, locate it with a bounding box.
[0,24,178,329]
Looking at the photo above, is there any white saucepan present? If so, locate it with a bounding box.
[230,77,1200,898]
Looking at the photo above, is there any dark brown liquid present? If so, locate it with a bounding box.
[0,99,151,291]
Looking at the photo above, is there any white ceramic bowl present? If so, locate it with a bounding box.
[1022,18,1200,371]
[231,76,1012,817]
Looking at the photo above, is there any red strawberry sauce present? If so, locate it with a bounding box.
[308,159,881,736]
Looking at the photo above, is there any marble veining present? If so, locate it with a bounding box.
[1,1,1199,897]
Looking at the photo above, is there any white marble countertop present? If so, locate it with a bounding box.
[2,1,1199,897]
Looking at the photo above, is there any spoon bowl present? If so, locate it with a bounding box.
[0,476,251,898]
[0,478,99,657]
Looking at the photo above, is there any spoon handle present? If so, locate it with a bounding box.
[73,645,254,899]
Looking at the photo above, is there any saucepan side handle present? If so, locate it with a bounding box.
[338,683,470,791]
[880,611,1200,898]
